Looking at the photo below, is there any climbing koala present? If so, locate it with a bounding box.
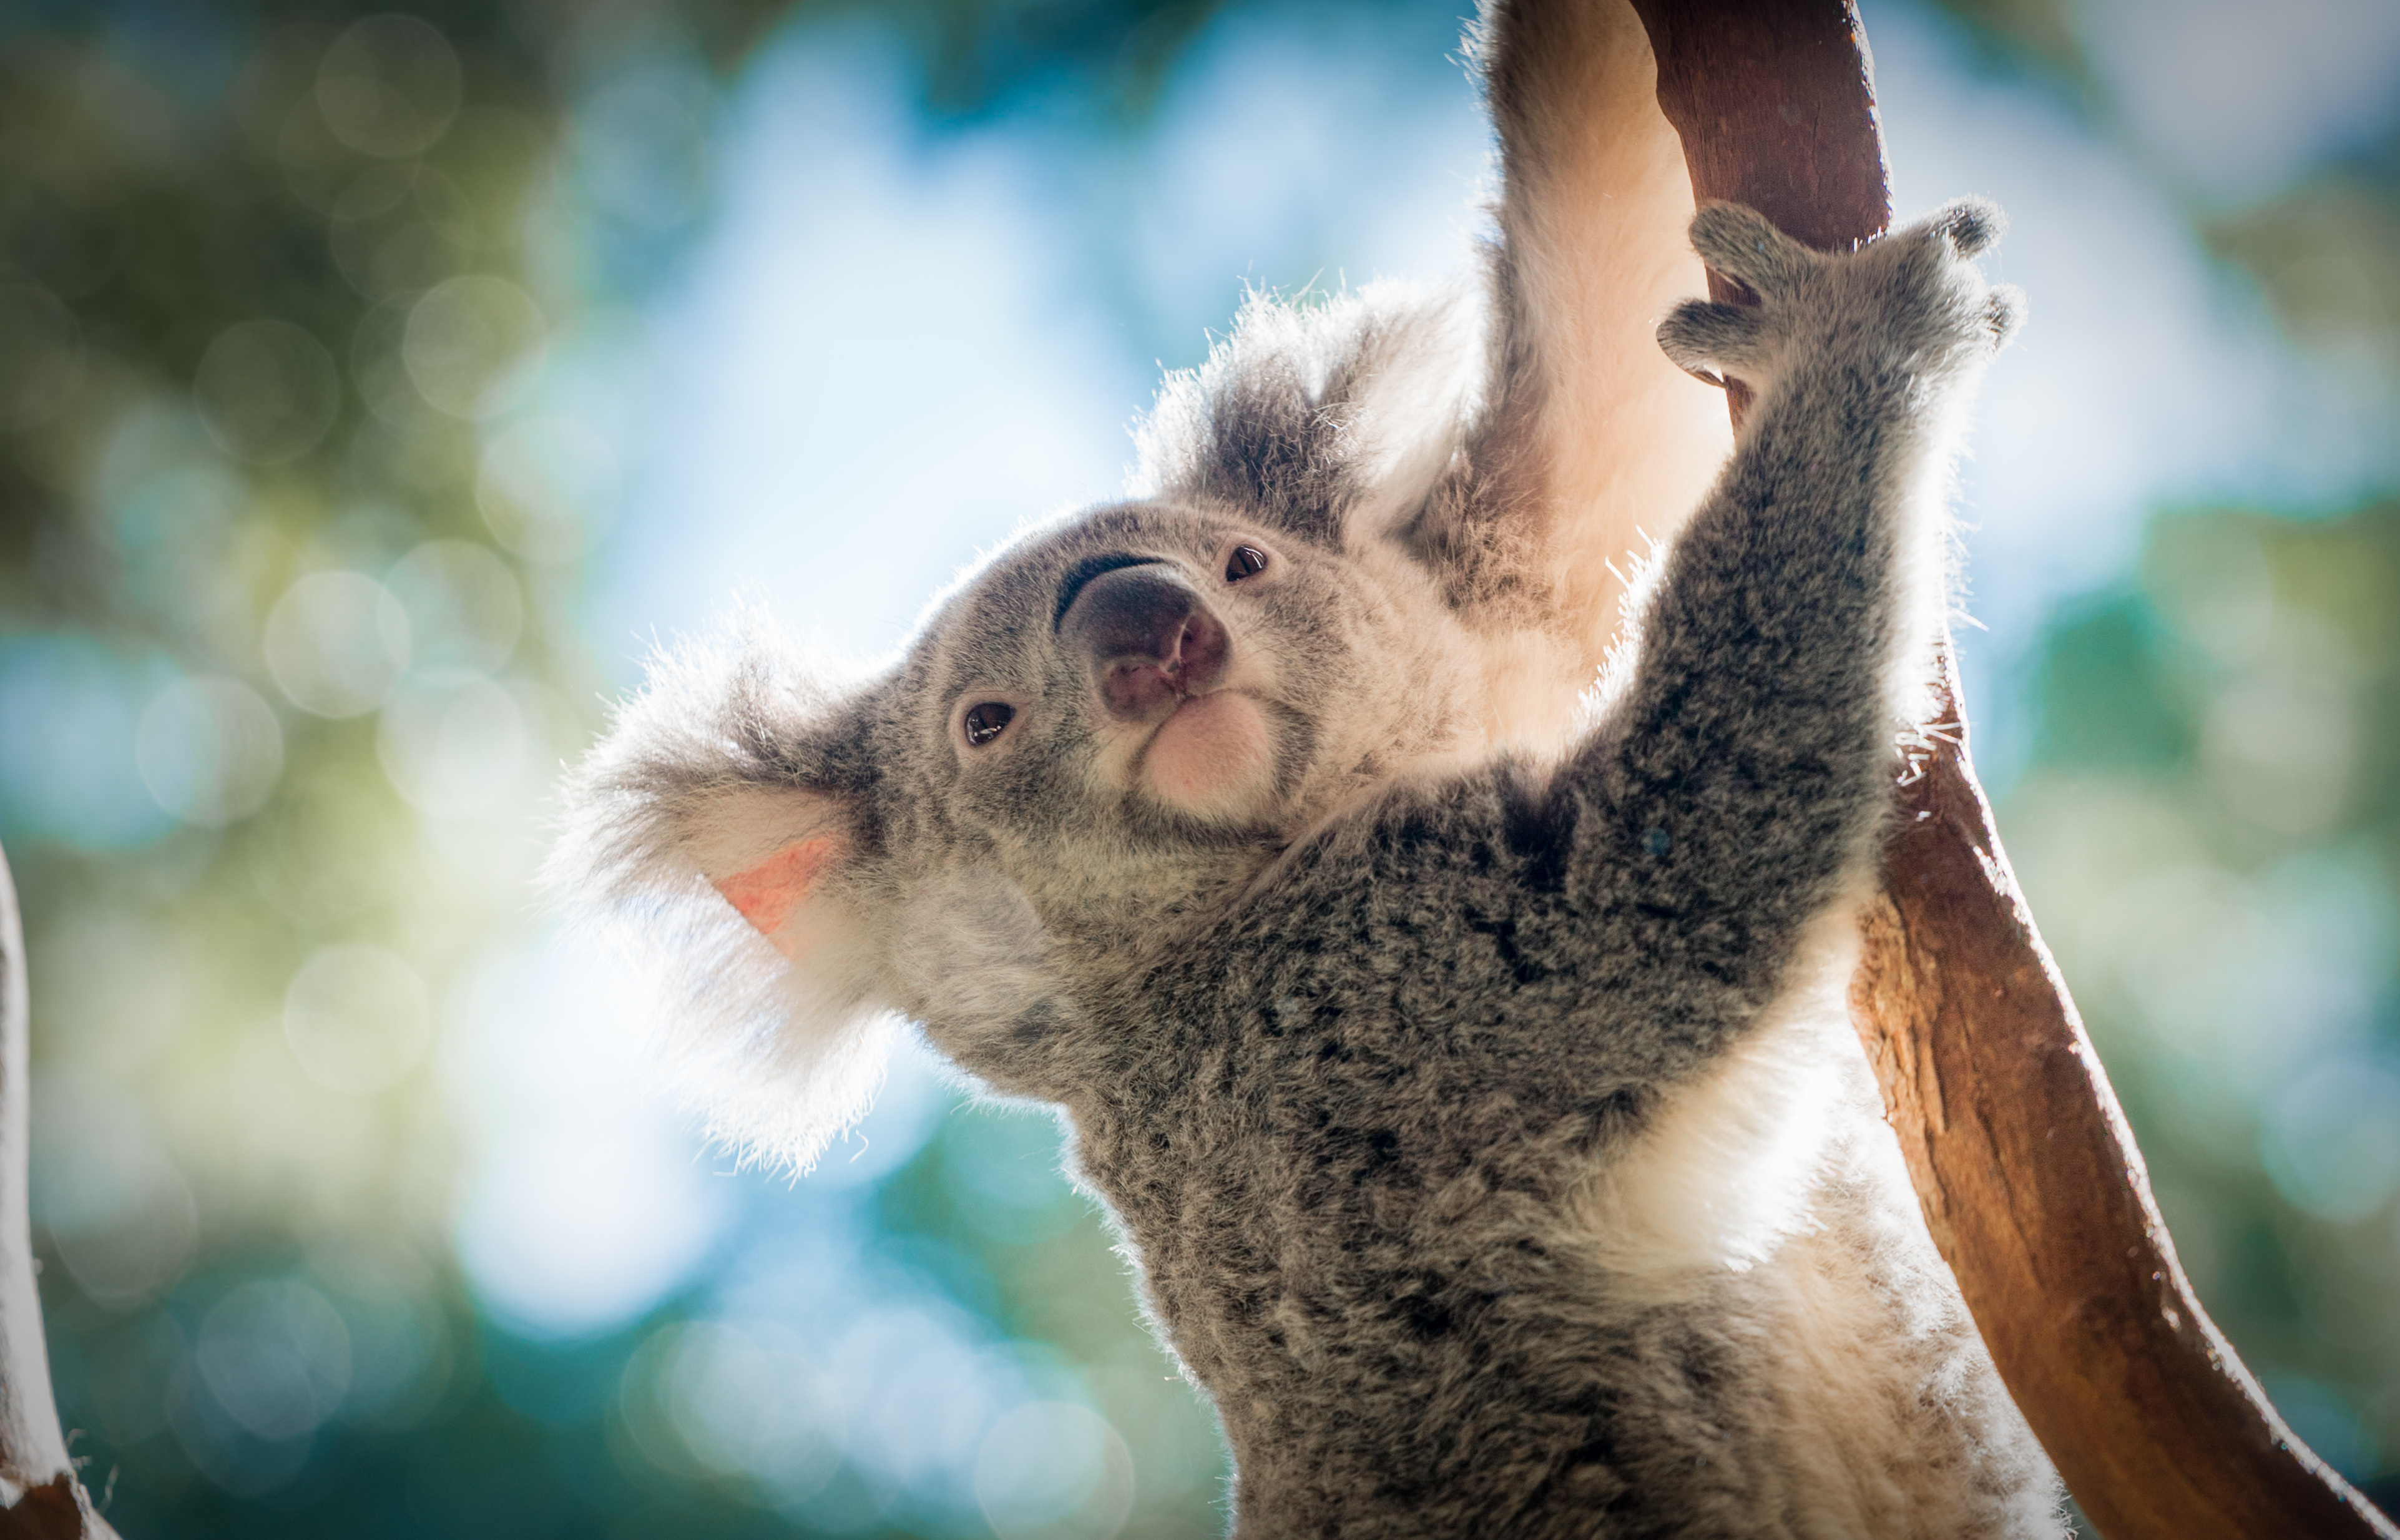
[551,1,2064,1534]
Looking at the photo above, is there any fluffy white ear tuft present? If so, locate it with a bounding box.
[543,618,899,1174]
[1129,278,1484,547]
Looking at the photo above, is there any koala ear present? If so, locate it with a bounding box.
[1132,282,1482,550]
[545,619,901,1173]
[684,783,862,964]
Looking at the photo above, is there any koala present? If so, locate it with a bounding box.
[551,2,2066,1534]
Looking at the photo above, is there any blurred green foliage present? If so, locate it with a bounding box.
[2208,183,2400,380]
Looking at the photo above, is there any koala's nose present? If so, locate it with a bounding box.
[1058,564,1231,722]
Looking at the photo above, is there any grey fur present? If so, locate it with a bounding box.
[549,4,2064,1534]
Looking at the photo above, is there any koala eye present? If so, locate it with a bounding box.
[1225,546,1269,581]
[962,702,1014,747]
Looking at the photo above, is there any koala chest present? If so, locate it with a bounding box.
[1073,983,1632,1423]
[1057,875,1891,1454]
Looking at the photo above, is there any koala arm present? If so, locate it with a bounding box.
[1546,202,2022,1049]
[1454,0,1734,677]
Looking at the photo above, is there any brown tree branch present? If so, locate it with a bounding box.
[1626,2,2397,1534]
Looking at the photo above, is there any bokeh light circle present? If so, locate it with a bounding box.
[135,674,285,827]
[195,1279,354,1441]
[263,571,412,717]
[404,275,547,419]
[316,15,462,159]
[32,1072,200,1312]
[384,540,523,673]
[193,319,341,464]
[283,943,434,1097]
[619,1320,843,1496]
[330,162,476,298]
[476,413,618,563]
[50,1170,198,1313]
[974,1401,1136,1540]
[376,670,527,817]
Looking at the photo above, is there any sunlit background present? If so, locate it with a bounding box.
[1,0,2396,1533]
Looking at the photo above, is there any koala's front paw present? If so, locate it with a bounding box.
[1656,199,2025,397]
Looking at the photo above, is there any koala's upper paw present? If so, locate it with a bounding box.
[1889,197,2025,364]
[1657,197,2022,395]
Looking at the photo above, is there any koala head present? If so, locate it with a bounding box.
[549,490,1496,1163]
[551,286,1526,1167]
[896,500,1491,894]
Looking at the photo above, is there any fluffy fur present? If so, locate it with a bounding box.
[549,2,2065,1533]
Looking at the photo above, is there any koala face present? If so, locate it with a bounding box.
[885,499,1484,934]
[932,506,1310,831]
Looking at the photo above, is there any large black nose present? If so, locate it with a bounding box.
[1058,564,1230,722]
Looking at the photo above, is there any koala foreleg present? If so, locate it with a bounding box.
[1566,200,2022,1046]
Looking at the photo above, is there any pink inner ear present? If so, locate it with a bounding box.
[714,836,845,943]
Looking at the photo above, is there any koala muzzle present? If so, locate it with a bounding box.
[1058,564,1232,723]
